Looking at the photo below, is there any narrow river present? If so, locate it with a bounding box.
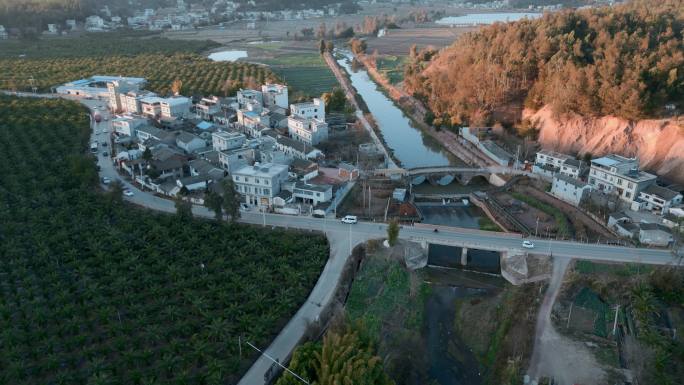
[336,54,455,168]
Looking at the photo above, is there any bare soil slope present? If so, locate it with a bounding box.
[526,105,684,183]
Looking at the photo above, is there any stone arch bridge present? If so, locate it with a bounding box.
[373,166,533,186]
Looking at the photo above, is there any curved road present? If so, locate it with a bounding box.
[9,93,679,384]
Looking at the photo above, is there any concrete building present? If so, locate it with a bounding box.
[176,132,206,153]
[550,174,592,207]
[196,96,222,120]
[261,83,289,109]
[120,90,157,115]
[108,79,145,112]
[0,25,8,39]
[634,185,683,214]
[287,115,328,145]
[112,115,147,137]
[292,181,333,205]
[160,97,191,119]
[269,134,323,160]
[212,131,246,152]
[638,223,673,247]
[237,89,263,108]
[57,76,146,99]
[290,98,325,121]
[218,147,255,172]
[232,163,289,207]
[533,150,583,179]
[588,155,656,202]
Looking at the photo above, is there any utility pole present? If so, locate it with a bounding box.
[612,305,620,336]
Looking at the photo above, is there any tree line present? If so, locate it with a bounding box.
[405,0,683,126]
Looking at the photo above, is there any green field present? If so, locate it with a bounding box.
[0,96,328,385]
[254,53,338,98]
[375,55,406,84]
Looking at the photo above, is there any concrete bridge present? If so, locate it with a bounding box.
[374,166,533,186]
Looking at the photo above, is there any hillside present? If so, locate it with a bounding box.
[406,0,683,126]
[527,106,684,183]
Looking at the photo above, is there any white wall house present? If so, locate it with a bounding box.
[588,155,656,203]
[237,89,263,108]
[533,150,582,179]
[550,174,592,207]
[112,116,147,137]
[261,83,289,109]
[293,181,333,206]
[176,132,206,153]
[107,79,143,111]
[635,185,683,214]
[287,115,328,145]
[218,147,255,172]
[212,131,246,152]
[160,97,191,119]
[232,163,289,207]
[290,98,325,121]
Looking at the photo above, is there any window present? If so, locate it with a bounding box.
[625,192,631,198]
[628,182,633,189]
[617,179,622,185]
[235,176,240,181]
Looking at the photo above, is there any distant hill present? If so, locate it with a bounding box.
[405,0,683,126]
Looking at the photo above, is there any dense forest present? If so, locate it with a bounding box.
[0,96,329,384]
[405,0,684,126]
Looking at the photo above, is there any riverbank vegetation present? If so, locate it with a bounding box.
[406,0,683,125]
[559,261,684,384]
[0,96,329,384]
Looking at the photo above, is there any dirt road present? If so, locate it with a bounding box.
[527,257,607,384]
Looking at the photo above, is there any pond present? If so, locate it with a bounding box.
[416,202,484,229]
[208,50,248,62]
[336,53,456,168]
[436,12,541,25]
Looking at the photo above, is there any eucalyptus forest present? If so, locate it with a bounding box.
[0,96,329,384]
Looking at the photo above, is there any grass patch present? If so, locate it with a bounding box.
[479,216,502,232]
[575,260,652,277]
[375,55,406,84]
[511,192,571,237]
[346,254,427,338]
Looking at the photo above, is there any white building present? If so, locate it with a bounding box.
[112,115,147,137]
[85,15,105,31]
[57,76,146,99]
[160,97,191,119]
[293,181,333,205]
[588,155,657,203]
[287,115,328,145]
[237,89,263,108]
[261,84,289,109]
[196,96,222,120]
[533,150,583,179]
[120,90,157,115]
[212,131,246,152]
[634,185,683,214]
[232,163,289,207]
[290,98,325,121]
[550,174,592,207]
[218,147,255,172]
[638,223,673,247]
[107,79,146,112]
[176,132,206,153]
[0,25,8,40]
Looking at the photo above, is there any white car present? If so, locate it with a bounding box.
[522,240,535,249]
[102,177,111,185]
[341,215,358,224]
[123,189,134,197]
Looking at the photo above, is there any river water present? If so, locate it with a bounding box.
[336,54,455,168]
[436,12,541,25]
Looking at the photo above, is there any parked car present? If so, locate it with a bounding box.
[123,189,134,197]
[341,215,358,224]
[102,177,111,184]
[522,240,535,249]
[102,151,108,157]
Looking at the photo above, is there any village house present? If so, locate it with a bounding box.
[261,83,289,109]
[550,174,592,207]
[232,163,289,207]
[633,185,683,214]
[292,181,333,206]
[175,132,206,153]
[588,155,657,203]
[212,131,246,152]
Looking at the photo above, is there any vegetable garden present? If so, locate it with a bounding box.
[0,96,329,384]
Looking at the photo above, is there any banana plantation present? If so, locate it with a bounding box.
[0,96,329,384]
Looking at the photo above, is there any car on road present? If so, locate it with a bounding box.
[522,240,535,249]
[123,189,134,197]
[102,177,111,184]
[101,141,107,147]
[341,215,358,224]
[102,151,108,157]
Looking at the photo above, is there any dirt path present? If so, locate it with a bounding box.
[527,257,607,384]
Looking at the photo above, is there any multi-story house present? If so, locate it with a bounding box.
[218,147,255,172]
[261,83,289,109]
[550,174,592,207]
[120,90,157,115]
[212,131,246,152]
[635,185,683,214]
[293,181,333,206]
[111,115,147,137]
[588,155,656,202]
[287,115,328,145]
[196,96,222,120]
[290,98,325,121]
[232,163,289,207]
[107,78,145,111]
[533,150,583,179]
[237,89,263,108]
[160,97,191,119]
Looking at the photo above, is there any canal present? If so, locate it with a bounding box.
[336,53,456,168]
